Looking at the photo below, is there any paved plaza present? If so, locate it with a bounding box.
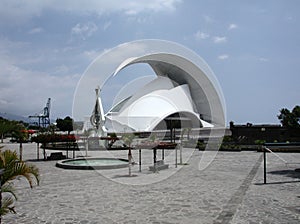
[1,142,300,224]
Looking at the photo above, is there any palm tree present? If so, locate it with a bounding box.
[0,119,14,143]
[13,123,28,161]
[0,149,39,222]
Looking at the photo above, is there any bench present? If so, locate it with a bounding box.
[47,152,67,160]
[149,160,169,171]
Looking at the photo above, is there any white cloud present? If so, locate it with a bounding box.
[228,23,237,30]
[218,54,229,60]
[28,27,44,34]
[52,65,70,75]
[103,21,112,31]
[194,31,210,40]
[0,58,80,117]
[0,38,79,118]
[83,49,102,61]
[213,36,227,43]
[0,0,45,25]
[124,0,181,15]
[0,0,182,24]
[203,15,213,23]
[71,22,98,40]
[259,57,269,62]
[0,38,29,55]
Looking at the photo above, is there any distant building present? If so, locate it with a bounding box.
[229,121,300,143]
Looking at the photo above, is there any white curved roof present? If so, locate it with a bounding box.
[112,53,223,124]
[73,40,225,132]
[106,77,208,131]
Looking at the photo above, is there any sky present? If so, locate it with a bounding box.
[0,0,299,125]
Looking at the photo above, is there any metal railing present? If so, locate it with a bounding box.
[262,143,300,184]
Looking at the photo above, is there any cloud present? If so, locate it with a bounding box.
[28,27,44,34]
[203,15,213,23]
[0,0,45,25]
[259,57,269,62]
[123,0,182,15]
[0,0,182,25]
[0,38,29,55]
[0,38,79,118]
[52,65,71,75]
[213,36,227,43]
[0,58,80,117]
[194,31,210,40]
[218,54,229,60]
[71,22,98,40]
[103,21,112,31]
[83,49,102,61]
[228,23,237,30]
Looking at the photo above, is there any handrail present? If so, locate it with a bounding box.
[262,145,300,184]
[264,147,288,165]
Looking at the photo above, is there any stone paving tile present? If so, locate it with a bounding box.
[232,153,300,224]
[1,142,300,223]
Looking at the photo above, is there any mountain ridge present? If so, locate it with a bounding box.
[0,111,30,122]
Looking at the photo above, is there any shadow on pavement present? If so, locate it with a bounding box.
[255,169,300,185]
[269,169,300,178]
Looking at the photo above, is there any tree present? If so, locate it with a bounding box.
[56,116,74,134]
[278,105,300,128]
[292,105,300,118]
[0,119,28,145]
[11,123,27,161]
[0,118,15,143]
[0,149,39,222]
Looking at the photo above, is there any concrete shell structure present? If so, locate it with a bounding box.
[73,40,225,133]
[104,53,224,132]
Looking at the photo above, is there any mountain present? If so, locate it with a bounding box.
[0,112,30,123]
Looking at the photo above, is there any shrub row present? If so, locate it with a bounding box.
[31,134,77,143]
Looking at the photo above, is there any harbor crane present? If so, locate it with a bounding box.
[29,98,51,128]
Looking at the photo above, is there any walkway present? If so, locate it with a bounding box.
[1,142,300,223]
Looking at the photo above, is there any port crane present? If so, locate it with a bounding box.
[29,98,51,128]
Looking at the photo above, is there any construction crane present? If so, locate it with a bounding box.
[29,98,51,128]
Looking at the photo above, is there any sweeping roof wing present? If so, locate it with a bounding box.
[73,40,225,128]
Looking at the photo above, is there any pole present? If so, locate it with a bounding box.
[85,137,88,157]
[66,142,69,159]
[19,141,23,161]
[173,128,176,143]
[128,147,132,176]
[153,148,157,172]
[43,146,46,160]
[37,143,39,161]
[263,146,267,184]
[139,149,141,172]
[179,143,183,165]
[175,144,178,168]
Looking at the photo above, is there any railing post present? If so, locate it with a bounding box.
[139,149,141,172]
[153,148,157,172]
[175,144,178,168]
[263,146,267,184]
[37,143,39,161]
